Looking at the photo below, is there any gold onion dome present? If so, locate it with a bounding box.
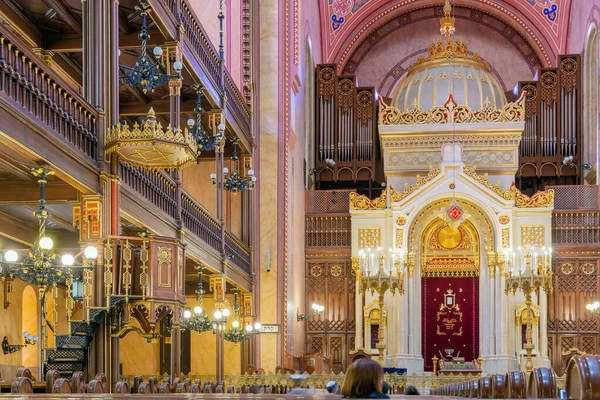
[392,0,506,112]
[105,107,197,170]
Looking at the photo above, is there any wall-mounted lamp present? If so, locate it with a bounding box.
[563,156,592,170]
[2,332,38,355]
[297,303,324,322]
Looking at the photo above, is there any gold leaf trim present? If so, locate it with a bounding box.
[349,191,386,210]
[390,167,441,202]
[463,166,554,208]
[378,92,525,125]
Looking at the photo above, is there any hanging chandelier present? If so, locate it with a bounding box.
[186,84,224,153]
[223,291,261,344]
[119,1,182,93]
[211,138,256,193]
[0,167,98,302]
[183,266,214,333]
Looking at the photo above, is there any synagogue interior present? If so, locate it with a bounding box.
[0,0,600,397]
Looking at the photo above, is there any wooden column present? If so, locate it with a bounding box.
[82,0,119,389]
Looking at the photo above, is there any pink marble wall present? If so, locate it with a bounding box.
[285,0,323,361]
[349,7,539,98]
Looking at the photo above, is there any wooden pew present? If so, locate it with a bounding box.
[506,370,527,398]
[528,367,558,398]
[566,354,600,400]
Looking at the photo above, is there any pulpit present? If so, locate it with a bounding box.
[300,353,331,374]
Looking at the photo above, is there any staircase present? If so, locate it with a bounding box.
[45,297,125,378]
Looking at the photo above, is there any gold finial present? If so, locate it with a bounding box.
[440,0,455,41]
[147,107,156,121]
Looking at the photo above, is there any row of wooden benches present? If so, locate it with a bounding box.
[8,369,280,394]
[433,355,600,399]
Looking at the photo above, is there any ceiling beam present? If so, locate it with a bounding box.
[41,0,82,35]
[0,183,77,204]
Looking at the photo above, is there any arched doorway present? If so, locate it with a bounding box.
[22,286,38,369]
[420,219,480,371]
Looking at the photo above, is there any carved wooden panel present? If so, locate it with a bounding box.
[547,258,599,372]
[306,259,355,372]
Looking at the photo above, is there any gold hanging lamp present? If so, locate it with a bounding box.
[105,107,197,170]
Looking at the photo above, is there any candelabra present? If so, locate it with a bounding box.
[356,247,405,362]
[504,246,553,372]
[210,138,256,193]
[119,1,182,93]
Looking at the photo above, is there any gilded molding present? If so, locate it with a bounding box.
[349,191,386,210]
[463,166,554,208]
[379,92,525,125]
[390,167,441,203]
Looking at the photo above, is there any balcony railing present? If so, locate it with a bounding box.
[119,163,178,219]
[306,190,353,214]
[547,185,600,210]
[306,214,351,247]
[0,32,98,159]
[158,0,251,143]
[119,165,250,273]
[225,230,251,273]
[552,211,600,244]
[181,191,222,253]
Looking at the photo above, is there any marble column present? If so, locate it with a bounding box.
[489,263,496,356]
[539,290,549,361]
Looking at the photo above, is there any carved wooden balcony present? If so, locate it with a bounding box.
[0,30,98,161]
[156,0,252,148]
[119,162,251,275]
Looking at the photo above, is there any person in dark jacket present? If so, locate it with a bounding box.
[404,385,420,395]
[341,359,390,398]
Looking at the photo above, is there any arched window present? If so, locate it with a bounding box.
[583,23,599,183]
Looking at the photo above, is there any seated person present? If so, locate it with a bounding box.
[326,381,340,394]
[341,359,390,398]
[404,385,420,395]
[288,374,309,394]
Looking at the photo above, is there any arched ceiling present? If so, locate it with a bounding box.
[321,0,572,69]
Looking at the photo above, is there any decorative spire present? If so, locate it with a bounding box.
[440,0,455,42]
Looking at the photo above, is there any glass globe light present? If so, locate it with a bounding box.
[39,237,53,250]
[254,322,262,330]
[5,250,18,263]
[217,123,225,132]
[61,254,75,266]
[187,118,195,127]
[153,46,163,57]
[232,320,240,328]
[84,246,98,260]
[173,61,183,71]
[184,310,191,319]
[222,308,230,317]
[214,310,222,319]
[194,306,202,314]
[245,324,253,332]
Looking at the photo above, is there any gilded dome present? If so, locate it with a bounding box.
[392,2,506,112]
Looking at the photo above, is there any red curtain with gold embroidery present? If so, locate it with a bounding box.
[422,277,479,371]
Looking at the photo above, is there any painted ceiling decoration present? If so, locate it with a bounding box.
[321,0,572,69]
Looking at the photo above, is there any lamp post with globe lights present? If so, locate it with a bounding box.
[0,167,98,377]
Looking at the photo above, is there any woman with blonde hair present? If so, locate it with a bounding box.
[341,359,390,398]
